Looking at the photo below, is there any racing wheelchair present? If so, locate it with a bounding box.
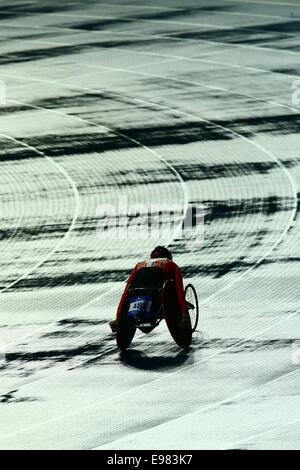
[116,267,199,351]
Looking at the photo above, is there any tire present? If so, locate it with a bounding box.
[184,283,199,332]
[116,297,136,351]
[162,280,192,350]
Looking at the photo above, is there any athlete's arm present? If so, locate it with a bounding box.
[116,263,140,320]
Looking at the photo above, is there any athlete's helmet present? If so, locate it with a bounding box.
[150,246,172,260]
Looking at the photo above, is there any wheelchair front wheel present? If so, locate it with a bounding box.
[184,283,199,332]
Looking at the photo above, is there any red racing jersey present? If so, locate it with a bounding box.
[116,258,187,319]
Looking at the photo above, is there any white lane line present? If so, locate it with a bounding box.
[0,5,296,448]
[0,162,29,255]
[222,416,300,449]
[0,0,298,448]
[45,12,234,29]
[42,11,300,40]
[1,281,299,440]
[0,134,81,294]
[0,64,297,405]
[1,44,184,76]
[79,0,300,18]
[5,27,290,82]
[4,100,189,243]
[0,2,297,385]
[76,3,185,11]
[3,31,299,84]
[74,43,300,80]
[0,92,188,346]
[1,35,233,62]
[0,239,297,441]
[58,76,297,329]
[227,0,300,7]
[92,368,300,450]
[3,57,300,120]
[0,358,296,444]
[2,46,299,264]
[1,20,300,57]
[0,86,189,395]
[0,22,79,33]
[3,35,299,90]
[3,0,297,17]
[203,9,292,20]
[75,60,300,113]
[0,47,188,334]
[91,1,297,19]
[0,65,297,304]
[0,37,68,47]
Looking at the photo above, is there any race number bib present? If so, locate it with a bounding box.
[128,295,152,318]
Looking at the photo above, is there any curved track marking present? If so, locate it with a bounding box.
[0,93,188,351]
[0,66,294,321]
[0,133,81,294]
[81,2,296,19]
[0,359,297,444]
[222,416,300,450]
[2,18,300,57]
[75,44,300,81]
[0,163,28,256]
[1,66,297,302]
[228,0,300,7]
[91,368,300,449]
[0,57,297,400]
[46,11,300,43]
[75,61,300,114]
[0,2,297,452]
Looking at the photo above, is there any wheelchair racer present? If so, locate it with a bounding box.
[109,246,188,333]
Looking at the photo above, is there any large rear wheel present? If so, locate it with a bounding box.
[162,280,192,350]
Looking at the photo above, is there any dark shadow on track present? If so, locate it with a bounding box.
[119,348,193,371]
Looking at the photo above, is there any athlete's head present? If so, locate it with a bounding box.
[150,246,172,261]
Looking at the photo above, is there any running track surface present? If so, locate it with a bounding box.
[0,0,299,450]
